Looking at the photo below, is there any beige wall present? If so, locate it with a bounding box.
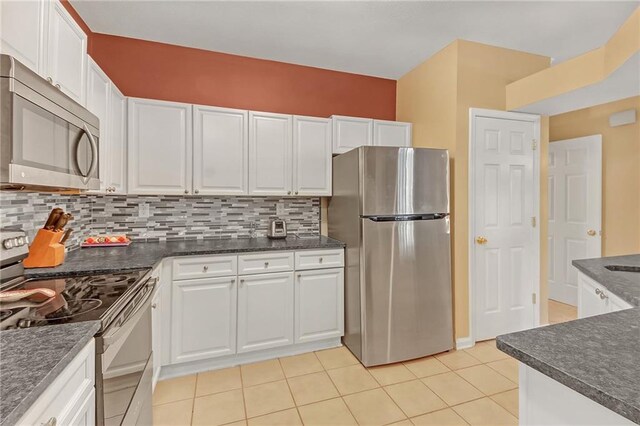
[397,40,550,339]
[549,96,640,256]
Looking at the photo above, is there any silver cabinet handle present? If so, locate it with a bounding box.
[152,303,157,309]
[184,189,189,194]
[600,292,608,300]
[287,191,291,195]
[595,288,601,295]
[231,279,235,284]
[47,77,53,84]
[264,262,269,268]
[319,257,323,263]
[297,274,301,279]
[55,83,61,89]
[203,266,209,272]
[295,191,298,195]
[194,189,199,194]
[240,279,245,287]
[43,417,57,426]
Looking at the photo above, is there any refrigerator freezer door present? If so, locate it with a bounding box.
[361,147,450,216]
[360,216,453,366]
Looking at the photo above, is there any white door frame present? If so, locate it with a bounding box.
[468,108,541,346]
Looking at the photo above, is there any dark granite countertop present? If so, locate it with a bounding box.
[497,254,640,424]
[0,321,100,426]
[25,236,345,278]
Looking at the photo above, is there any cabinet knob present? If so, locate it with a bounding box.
[184,189,189,194]
[46,77,53,84]
[152,303,157,309]
[203,266,209,272]
[264,262,269,268]
[295,191,299,195]
[319,257,323,263]
[55,83,61,90]
[194,189,199,194]
[287,191,291,195]
[297,274,301,279]
[231,279,235,284]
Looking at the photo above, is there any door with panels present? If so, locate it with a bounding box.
[86,58,110,192]
[0,0,46,73]
[107,85,127,194]
[332,115,372,154]
[128,98,192,195]
[248,111,293,195]
[548,135,602,305]
[293,116,332,196]
[237,272,294,352]
[295,268,344,343]
[373,120,412,147]
[45,0,87,104]
[471,111,539,340]
[193,106,248,195]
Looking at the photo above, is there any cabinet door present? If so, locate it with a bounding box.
[46,0,87,104]
[66,387,95,426]
[295,268,344,343]
[151,289,162,390]
[373,120,412,147]
[107,85,127,194]
[577,273,608,319]
[171,276,237,364]
[293,116,332,196]
[237,272,294,353]
[0,0,46,74]
[332,115,372,154]
[128,98,192,195]
[193,105,248,195]
[86,58,110,192]
[248,112,292,196]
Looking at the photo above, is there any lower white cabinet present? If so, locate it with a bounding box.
[577,271,632,319]
[171,276,237,363]
[295,268,344,343]
[237,272,294,353]
[151,287,162,389]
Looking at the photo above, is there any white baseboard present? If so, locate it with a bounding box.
[159,337,342,381]
[455,336,474,349]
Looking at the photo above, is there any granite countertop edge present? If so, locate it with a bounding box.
[496,335,640,423]
[0,321,100,426]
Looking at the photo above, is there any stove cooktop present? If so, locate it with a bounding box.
[0,269,150,331]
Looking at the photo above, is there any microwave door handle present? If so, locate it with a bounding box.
[75,124,98,183]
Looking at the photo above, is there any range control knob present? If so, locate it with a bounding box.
[16,237,25,246]
[2,239,13,249]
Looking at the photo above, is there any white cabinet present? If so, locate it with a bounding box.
[295,268,344,343]
[107,85,127,194]
[248,111,293,196]
[193,105,248,195]
[237,272,294,353]
[0,0,46,73]
[373,120,412,147]
[171,276,237,363]
[293,116,332,196]
[151,288,162,389]
[45,0,87,104]
[86,58,110,192]
[128,98,192,195]
[332,115,372,154]
[577,271,633,319]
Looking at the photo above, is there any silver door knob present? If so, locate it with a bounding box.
[240,279,245,287]
[587,229,597,236]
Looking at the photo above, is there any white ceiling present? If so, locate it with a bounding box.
[70,1,638,79]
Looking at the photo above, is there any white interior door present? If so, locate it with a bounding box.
[470,110,539,341]
[548,135,602,306]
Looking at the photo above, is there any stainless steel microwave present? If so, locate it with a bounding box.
[0,54,100,191]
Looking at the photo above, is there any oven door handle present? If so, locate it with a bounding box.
[102,277,157,351]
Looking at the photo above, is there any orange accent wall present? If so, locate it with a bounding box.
[88,34,396,119]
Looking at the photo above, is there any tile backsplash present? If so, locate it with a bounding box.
[0,192,320,250]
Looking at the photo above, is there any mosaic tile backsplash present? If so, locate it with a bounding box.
[0,193,320,250]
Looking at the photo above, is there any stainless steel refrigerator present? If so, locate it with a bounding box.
[328,146,453,366]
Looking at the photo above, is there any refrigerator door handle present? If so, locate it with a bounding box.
[364,213,449,222]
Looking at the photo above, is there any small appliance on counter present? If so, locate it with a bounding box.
[267,219,287,239]
[23,208,73,268]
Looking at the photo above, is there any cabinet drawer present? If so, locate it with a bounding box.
[173,255,237,280]
[18,339,95,426]
[238,252,294,275]
[295,249,344,270]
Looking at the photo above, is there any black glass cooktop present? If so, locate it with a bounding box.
[0,270,149,331]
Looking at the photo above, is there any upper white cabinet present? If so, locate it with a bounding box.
[1,0,87,104]
[293,116,332,196]
[193,106,248,195]
[128,98,192,195]
[86,58,110,191]
[0,0,46,73]
[373,120,412,147]
[107,85,127,194]
[332,115,373,154]
[249,111,293,196]
[45,0,87,104]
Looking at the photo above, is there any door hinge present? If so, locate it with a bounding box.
[531,217,536,228]
[532,293,537,304]
[532,139,537,150]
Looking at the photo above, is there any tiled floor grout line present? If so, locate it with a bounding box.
[238,365,250,423]
[276,357,304,424]
[190,374,198,425]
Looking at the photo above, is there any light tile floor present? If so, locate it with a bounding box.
[548,299,577,324]
[153,340,521,426]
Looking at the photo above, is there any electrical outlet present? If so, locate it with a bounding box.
[276,202,285,217]
[139,203,150,218]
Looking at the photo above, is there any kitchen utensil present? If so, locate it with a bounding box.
[267,219,287,239]
[53,213,73,231]
[60,229,72,245]
[0,288,56,303]
[44,208,64,230]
